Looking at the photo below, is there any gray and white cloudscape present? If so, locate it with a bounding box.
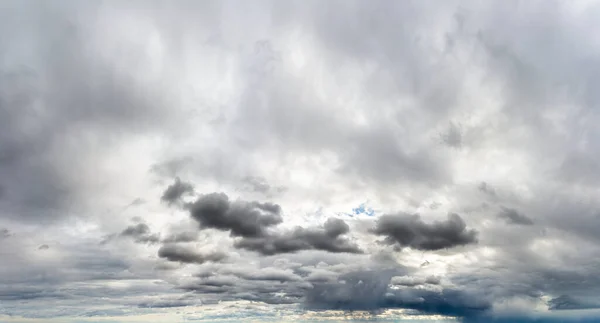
[2,1,600,322]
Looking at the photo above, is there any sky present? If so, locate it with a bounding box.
[2,0,600,322]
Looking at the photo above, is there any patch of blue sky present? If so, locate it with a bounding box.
[341,202,376,217]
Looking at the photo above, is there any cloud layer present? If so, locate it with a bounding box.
[3,0,600,322]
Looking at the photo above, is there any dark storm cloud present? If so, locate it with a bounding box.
[497,206,534,226]
[120,223,160,244]
[161,177,194,205]
[304,269,490,318]
[158,244,225,264]
[38,244,49,250]
[372,213,478,251]
[547,295,600,311]
[186,192,283,238]
[234,218,363,255]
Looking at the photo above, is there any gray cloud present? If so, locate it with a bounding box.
[390,275,441,287]
[234,218,362,255]
[240,176,287,196]
[0,10,174,223]
[548,295,600,311]
[161,231,199,243]
[305,269,490,318]
[157,244,226,264]
[440,122,463,148]
[4,0,600,321]
[120,223,160,244]
[161,177,194,205]
[497,206,534,226]
[187,192,283,238]
[372,213,478,251]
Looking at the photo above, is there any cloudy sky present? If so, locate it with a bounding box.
[2,0,600,322]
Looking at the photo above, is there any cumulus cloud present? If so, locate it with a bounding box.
[234,218,362,255]
[187,193,283,238]
[158,244,226,264]
[372,213,478,251]
[120,223,160,244]
[161,177,194,205]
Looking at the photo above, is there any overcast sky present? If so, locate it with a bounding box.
[2,0,600,322]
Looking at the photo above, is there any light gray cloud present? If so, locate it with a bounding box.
[497,206,534,226]
[161,231,199,243]
[120,223,161,244]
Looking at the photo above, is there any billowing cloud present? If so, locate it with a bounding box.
[234,218,362,255]
[305,269,490,318]
[120,223,160,244]
[158,244,226,264]
[161,177,194,205]
[187,193,283,238]
[372,213,478,251]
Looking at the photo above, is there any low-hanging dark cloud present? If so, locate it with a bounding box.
[234,218,363,255]
[372,213,478,251]
[304,269,490,318]
[158,244,226,264]
[186,192,283,238]
[547,295,600,311]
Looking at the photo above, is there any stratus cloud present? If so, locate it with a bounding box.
[372,213,478,251]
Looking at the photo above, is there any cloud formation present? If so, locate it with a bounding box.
[161,177,195,205]
[120,223,160,244]
[187,192,283,238]
[372,213,478,251]
[497,206,534,226]
[3,0,600,322]
[234,218,363,255]
[158,244,226,264]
